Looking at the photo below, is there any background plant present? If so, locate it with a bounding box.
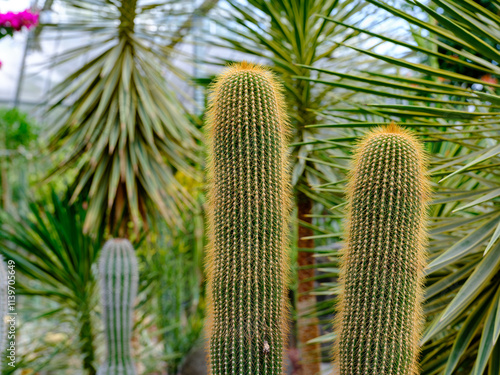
[0,108,38,212]
[98,239,138,375]
[42,0,202,236]
[136,206,205,374]
[0,8,38,69]
[0,191,104,374]
[0,0,217,372]
[0,8,38,38]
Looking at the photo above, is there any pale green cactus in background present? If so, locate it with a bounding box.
[98,239,138,375]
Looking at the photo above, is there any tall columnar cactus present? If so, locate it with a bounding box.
[98,239,138,375]
[335,123,429,375]
[206,62,291,374]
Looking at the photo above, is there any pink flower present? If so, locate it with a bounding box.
[10,17,21,31]
[0,9,39,32]
[0,60,3,70]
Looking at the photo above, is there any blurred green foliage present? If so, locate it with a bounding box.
[0,108,38,212]
[0,108,37,150]
[0,191,103,374]
[137,210,205,373]
[0,190,206,374]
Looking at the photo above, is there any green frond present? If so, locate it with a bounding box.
[43,0,202,234]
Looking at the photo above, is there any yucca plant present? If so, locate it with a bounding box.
[300,1,500,373]
[206,62,291,374]
[0,191,104,374]
[42,0,203,235]
[210,1,382,370]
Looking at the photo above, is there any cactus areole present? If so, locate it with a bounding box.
[335,123,429,375]
[206,62,291,374]
[98,239,138,375]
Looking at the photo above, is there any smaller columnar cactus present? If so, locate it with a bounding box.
[335,123,429,375]
[98,239,138,375]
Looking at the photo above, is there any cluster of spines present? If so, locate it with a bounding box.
[97,239,138,375]
[206,62,291,375]
[335,123,430,375]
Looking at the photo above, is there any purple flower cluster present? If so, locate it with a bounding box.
[0,9,39,32]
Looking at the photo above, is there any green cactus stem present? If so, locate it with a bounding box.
[206,62,291,375]
[98,239,138,375]
[335,123,430,375]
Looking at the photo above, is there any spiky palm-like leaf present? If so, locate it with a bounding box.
[0,191,104,374]
[43,0,202,234]
[301,1,500,373]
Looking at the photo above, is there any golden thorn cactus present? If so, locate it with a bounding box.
[335,123,430,375]
[205,62,292,374]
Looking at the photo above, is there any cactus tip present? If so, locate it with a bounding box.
[213,61,273,86]
[381,121,406,134]
[230,60,266,72]
[387,120,399,132]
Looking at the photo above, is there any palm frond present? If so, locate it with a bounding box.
[42,0,202,234]
[0,190,103,372]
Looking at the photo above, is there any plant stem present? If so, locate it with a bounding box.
[297,192,321,375]
[79,304,97,375]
